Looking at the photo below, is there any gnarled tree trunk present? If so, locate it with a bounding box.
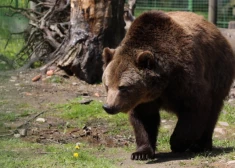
[40,0,125,83]
[1,0,135,83]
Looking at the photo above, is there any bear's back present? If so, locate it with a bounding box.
[125,11,235,103]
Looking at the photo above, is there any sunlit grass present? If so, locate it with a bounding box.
[0,138,117,168]
[58,98,131,136]
[220,103,235,124]
[1,96,235,167]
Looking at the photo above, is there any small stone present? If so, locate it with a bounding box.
[214,127,225,135]
[36,118,46,123]
[46,70,54,76]
[11,76,17,80]
[72,82,78,86]
[218,121,229,127]
[94,93,100,97]
[14,134,21,138]
[161,120,167,123]
[24,92,32,96]
[18,129,27,137]
[32,74,42,82]
[227,160,235,165]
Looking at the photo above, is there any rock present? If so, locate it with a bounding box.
[24,92,33,96]
[161,119,167,123]
[36,118,46,123]
[11,76,17,80]
[14,133,21,138]
[163,125,172,129]
[32,74,42,82]
[46,70,54,76]
[79,99,93,105]
[227,160,235,165]
[18,128,27,137]
[94,93,100,97]
[214,127,225,135]
[218,121,229,127]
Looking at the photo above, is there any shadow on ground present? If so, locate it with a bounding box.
[147,147,235,164]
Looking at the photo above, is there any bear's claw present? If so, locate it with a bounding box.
[131,151,155,160]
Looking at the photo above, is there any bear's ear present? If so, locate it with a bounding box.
[102,47,115,68]
[137,51,155,69]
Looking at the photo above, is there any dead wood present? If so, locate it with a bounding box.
[1,0,128,83]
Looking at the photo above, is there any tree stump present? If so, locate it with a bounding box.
[40,0,125,83]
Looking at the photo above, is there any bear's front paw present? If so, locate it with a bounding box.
[131,150,155,160]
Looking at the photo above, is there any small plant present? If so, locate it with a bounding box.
[46,76,64,83]
[73,142,81,158]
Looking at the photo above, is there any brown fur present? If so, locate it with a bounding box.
[102,11,235,160]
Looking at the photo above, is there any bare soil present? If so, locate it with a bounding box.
[0,69,235,168]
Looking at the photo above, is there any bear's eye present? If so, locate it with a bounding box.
[118,86,129,92]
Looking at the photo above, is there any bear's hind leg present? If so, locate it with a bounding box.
[129,102,160,160]
[170,102,211,153]
[195,99,224,152]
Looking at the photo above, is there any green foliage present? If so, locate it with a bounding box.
[0,1,29,70]
[0,0,28,8]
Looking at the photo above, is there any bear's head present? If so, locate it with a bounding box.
[102,47,168,114]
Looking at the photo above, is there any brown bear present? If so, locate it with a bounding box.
[102,11,235,160]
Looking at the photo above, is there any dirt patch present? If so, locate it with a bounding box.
[0,69,133,147]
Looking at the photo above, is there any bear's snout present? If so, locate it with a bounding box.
[102,104,119,115]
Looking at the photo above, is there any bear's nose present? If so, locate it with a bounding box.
[102,104,119,114]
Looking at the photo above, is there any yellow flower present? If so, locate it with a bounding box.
[73,152,79,158]
[75,145,80,149]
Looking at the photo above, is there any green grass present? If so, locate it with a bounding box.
[45,75,64,84]
[157,127,171,151]
[220,103,235,124]
[0,138,117,168]
[0,112,17,122]
[0,100,34,132]
[59,98,131,135]
[1,98,235,167]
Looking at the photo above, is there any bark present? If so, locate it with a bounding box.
[41,0,125,83]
